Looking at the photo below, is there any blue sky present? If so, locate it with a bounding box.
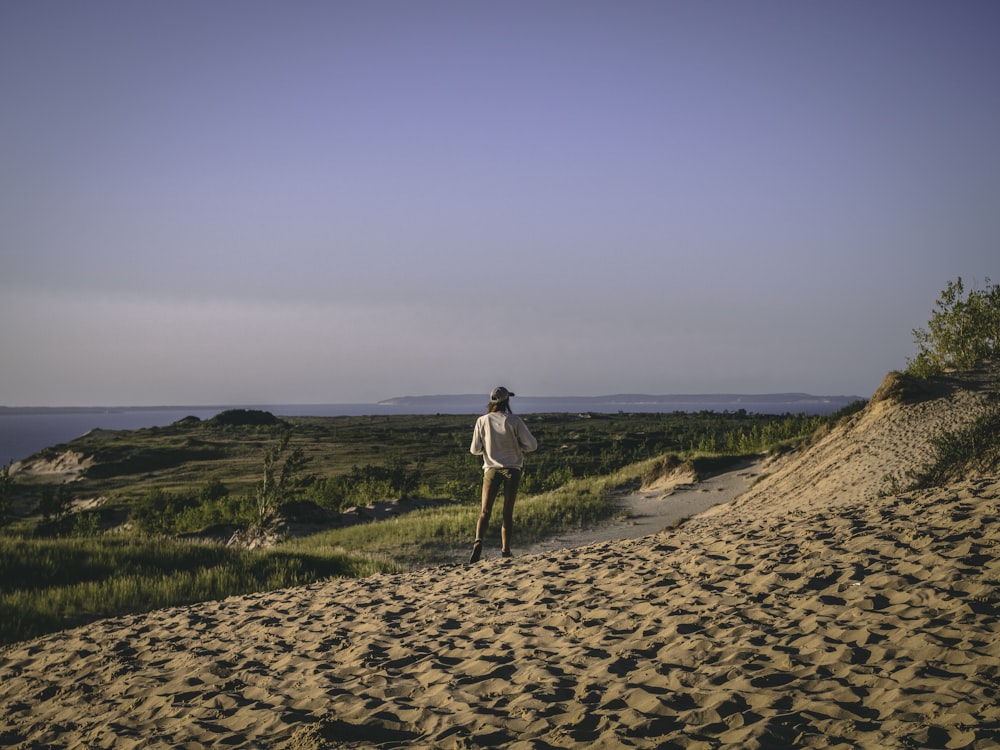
[2,1,998,406]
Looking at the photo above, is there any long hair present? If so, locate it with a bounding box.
[487,398,512,414]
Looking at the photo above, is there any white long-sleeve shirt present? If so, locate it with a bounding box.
[470,411,538,470]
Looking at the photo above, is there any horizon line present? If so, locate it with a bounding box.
[1,391,868,411]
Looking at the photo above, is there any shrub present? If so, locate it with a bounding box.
[908,277,1000,377]
[302,460,424,513]
[129,481,248,535]
[131,488,196,535]
[909,401,1000,488]
[253,434,309,527]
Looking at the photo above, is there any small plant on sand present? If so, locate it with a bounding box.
[878,471,908,498]
[908,276,1000,377]
[909,401,1000,488]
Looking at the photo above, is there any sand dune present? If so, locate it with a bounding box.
[1,370,998,749]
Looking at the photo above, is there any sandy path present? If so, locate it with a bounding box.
[522,460,761,555]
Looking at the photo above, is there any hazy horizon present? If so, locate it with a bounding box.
[3,2,997,407]
[1,388,868,411]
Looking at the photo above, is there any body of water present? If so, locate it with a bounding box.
[0,404,406,465]
[0,393,863,465]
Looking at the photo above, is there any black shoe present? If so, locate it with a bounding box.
[469,540,483,563]
[501,549,513,558]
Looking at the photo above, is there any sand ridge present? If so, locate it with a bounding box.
[1,370,998,749]
[716,367,998,517]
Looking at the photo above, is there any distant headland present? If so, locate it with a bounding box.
[377,393,864,415]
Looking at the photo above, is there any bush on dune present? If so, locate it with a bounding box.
[908,276,1000,377]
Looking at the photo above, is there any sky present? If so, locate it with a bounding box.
[2,1,998,406]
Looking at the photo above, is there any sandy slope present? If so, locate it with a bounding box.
[711,368,998,517]
[1,370,998,749]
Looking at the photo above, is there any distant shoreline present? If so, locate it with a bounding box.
[1,392,864,415]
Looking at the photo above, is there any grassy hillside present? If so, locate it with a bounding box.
[0,408,841,646]
[7,409,831,525]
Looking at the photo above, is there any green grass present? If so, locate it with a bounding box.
[1,409,836,647]
[0,535,396,645]
[287,467,641,566]
[0,474,629,645]
[0,456,690,647]
[10,410,830,506]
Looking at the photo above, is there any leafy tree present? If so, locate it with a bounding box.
[908,277,1000,377]
[254,433,309,527]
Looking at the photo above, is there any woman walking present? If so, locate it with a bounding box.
[468,386,538,563]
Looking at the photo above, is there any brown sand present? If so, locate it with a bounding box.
[2,371,998,749]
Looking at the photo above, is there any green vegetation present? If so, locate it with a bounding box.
[0,536,395,646]
[287,464,650,568]
[873,276,1000,494]
[908,399,1000,490]
[7,409,832,523]
[2,408,834,646]
[252,432,308,528]
[908,276,1000,377]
